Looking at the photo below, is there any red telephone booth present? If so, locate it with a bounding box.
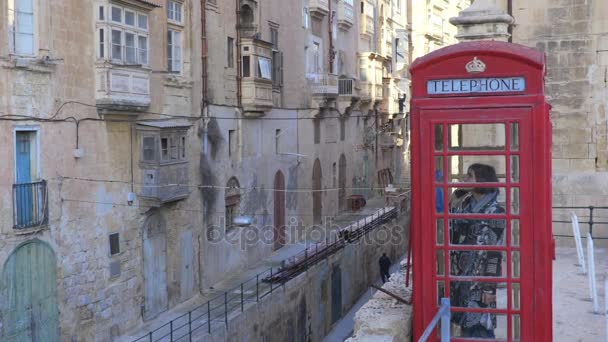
[409,41,552,341]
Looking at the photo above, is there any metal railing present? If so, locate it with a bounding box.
[12,180,48,229]
[308,73,339,95]
[552,206,608,239]
[338,78,354,96]
[132,207,398,342]
[418,298,450,342]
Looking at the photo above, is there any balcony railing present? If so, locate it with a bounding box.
[308,73,339,96]
[13,180,48,229]
[338,78,354,96]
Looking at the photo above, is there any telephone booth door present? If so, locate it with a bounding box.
[410,42,552,342]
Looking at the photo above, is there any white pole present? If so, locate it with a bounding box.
[587,233,599,313]
[605,277,608,342]
[571,213,586,274]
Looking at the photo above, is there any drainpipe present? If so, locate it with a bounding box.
[236,0,242,108]
[507,0,513,43]
[201,0,208,113]
[328,0,334,74]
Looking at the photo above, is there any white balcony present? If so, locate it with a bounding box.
[309,0,329,20]
[96,65,151,114]
[308,73,339,96]
[337,1,354,30]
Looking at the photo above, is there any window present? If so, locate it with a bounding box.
[142,136,156,161]
[159,134,187,162]
[228,130,236,157]
[167,30,182,73]
[125,10,135,26]
[275,129,281,154]
[312,42,320,73]
[100,4,149,65]
[270,27,278,48]
[332,11,337,40]
[258,57,272,79]
[303,7,309,29]
[340,118,346,141]
[242,56,250,77]
[359,58,367,81]
[167,0,183,23]
[225,178,241,230]
[272,51,282,87]
[98,29,105,58]
[227,37,234,68]
[109,233,120,255]
[314,118,321,144]
[8,0,35,55]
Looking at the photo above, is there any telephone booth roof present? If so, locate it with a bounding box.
[410,41,546,99]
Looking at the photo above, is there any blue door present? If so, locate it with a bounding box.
[15,132,33,226]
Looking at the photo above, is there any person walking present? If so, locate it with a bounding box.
[379,253,391,283]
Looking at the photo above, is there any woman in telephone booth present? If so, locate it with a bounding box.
[410,41,553,341]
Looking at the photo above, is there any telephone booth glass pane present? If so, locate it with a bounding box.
[511,219,520,247]
[510,123,519,151]
[436,219,444,245]
[432,118,523,341]
[435,124,444,151]
[510,155,520,183]
[448,156,506,183]
[448,123,505,151]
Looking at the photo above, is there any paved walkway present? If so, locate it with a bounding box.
[553,246,607,342]
[322,261,404,342]
[120,199,394,342]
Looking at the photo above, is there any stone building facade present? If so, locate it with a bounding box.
[200,0,410,289]
[0,0,203,340]
[447,0,608,241]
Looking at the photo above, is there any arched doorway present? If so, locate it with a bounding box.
[143,211,168,320]
[312,159,322,224]
[1,240,59,342]
[338,154,346,211]
[274,170,286,250]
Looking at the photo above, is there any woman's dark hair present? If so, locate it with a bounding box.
[468,163,498,194]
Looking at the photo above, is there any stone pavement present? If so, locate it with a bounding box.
[340,246,608,342]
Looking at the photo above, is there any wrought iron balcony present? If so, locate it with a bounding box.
[13,180,48,229]
[309,0,329,20]
[338,78,355,96]
[308,73,339,96]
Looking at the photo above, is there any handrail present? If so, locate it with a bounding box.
[553,206,608,239]
[131,207,397,341]
[418,298,451,342]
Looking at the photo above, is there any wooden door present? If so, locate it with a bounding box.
[312,159,322,224]
[180,231,194,301]
[338,154,346,211]
[274,171,286,250]
[1,240,59,342]
[143,212,168,320]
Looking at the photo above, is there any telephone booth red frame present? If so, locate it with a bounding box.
[409,41,552,341]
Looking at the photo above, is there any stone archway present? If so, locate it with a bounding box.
[1,240,59,342]
[312,159,323,224]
